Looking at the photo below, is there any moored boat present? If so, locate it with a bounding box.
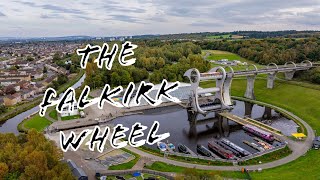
[197,144,212,157]
[243,124,274,142]
[177,143,190,154]
[208,140,235,159]
[157,142,167,152]
[220,138,251,156]
[168,143,175,151]
[243,140,265,152]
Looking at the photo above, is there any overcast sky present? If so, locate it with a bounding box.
[0,0,319,37]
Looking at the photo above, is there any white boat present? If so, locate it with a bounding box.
[168,143,175,151]
[157,142,167,152]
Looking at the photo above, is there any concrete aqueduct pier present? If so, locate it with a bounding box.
[184,60,314,114]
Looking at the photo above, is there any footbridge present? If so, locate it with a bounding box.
[219,112,283,137]
[184,60,317,114]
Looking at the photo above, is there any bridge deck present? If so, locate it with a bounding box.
[218,112,283,137]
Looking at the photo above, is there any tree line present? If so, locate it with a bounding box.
[197,38,320,84]
[84,41,209,87]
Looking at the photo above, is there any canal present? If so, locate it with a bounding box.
[0,74,86,134]
[111,100,297,154]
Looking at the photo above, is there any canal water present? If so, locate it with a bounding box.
[111,100,297,154]
[0,74,86,134]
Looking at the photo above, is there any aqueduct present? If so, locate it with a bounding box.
[184,60,316,114]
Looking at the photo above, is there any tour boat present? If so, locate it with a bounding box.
[243,124,275,142]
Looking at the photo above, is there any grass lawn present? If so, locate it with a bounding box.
[108,149,140,170]
[250,150,320,180]
[23,114,52,132]
[48,109,58,120]
[61,115,81,121]
[146,162,248,179]
[201,77,320,179]
[207,34,232,39]
[203,50,265,71]
[106,173,167,180]
[239,146,292,165]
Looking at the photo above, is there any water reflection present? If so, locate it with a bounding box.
[112,100,297,153]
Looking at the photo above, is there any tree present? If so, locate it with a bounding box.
[43,66,47,73]
[26,56,34,61]
[53,52,61,62]
[0,163,8,179]
[0,105,7,114]
[111,72,121,86]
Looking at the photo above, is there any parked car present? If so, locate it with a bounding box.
[313,136,320,150]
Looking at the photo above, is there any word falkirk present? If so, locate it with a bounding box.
[39,80,180,117]
[60,121,169,152]
[77,41,137,70]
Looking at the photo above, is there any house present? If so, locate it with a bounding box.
[3,93,21,106]
[4,84,20,93]
[21,89,35,100]
[42,75,57,86]
[17,80,29,89]
[31,71,44,79]
[0,79,20,87]
[34,83,45,94]
[0,74,31,81]
[60,102,79,117]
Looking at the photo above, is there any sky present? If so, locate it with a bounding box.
[0,0,319,37]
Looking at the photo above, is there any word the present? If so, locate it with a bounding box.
[60,121,169,152]
[39,80,180,117]
[77,41,137,70]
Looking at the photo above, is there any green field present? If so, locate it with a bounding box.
[49,109,58,120]
[146,162,247,179]
[204,50,265,71]
[206,34,244,39]
[207,34,232,39]
[61,114,81,121]
[106,173,167,180]
[22,114,52,132]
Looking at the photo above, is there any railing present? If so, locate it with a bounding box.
[101,169,174,180]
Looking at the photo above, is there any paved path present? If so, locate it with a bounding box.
[44,110,57,122]
[125,99,315,171]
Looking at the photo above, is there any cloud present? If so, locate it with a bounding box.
[40,4,83,14]
[0,0,320,37]
[190,22,224,27]
[104,4,146,14]
[14,1,85,15]
[109,15,142,23]
[40,14,63,19]
[73,15,99,21]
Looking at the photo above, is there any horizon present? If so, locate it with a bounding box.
[0,29,319,39]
